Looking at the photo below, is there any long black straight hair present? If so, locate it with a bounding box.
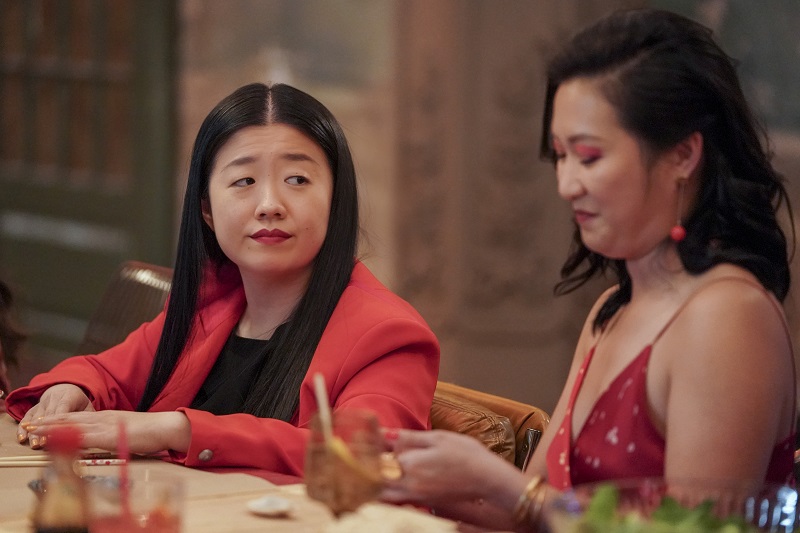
[137,83,359,420]
[540,9,793,331]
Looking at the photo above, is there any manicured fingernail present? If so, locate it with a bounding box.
[384,429,399,441]
[30,436,39,447]
[25,425,38,432]
[17,433,25,443]
[39,436,47,447]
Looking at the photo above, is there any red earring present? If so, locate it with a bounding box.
[670,224,686,242]
[670,179,686,243]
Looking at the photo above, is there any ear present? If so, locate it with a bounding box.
[670,131,704,179]
[201,197,215,232]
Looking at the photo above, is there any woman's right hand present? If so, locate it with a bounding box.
[381,429,523,506]
[17,384,95,448]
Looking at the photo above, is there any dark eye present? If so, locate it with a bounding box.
[233,177,255,187]
[286,176,309,185]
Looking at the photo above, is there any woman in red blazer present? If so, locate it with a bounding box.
[7,83,440,476]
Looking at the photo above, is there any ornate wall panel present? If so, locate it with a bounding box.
[394,0,641,410]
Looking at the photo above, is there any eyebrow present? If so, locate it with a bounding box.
[281,152,319,164]
[219,155,257,172]
[551,132,601,143]
[219,152,320,172]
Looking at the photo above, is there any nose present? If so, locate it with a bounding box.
[255,182,286,219]
[556,161,584,202]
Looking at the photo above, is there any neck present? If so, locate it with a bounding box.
[625,241,689,297]
[236,268,311,339]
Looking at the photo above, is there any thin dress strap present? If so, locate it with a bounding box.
[652,276,791,345]
[650,275,796,435]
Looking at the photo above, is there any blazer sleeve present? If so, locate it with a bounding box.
[5,313,166,420]
[171,315,439,476]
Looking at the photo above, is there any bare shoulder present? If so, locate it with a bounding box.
[665,267,792,379]
[679,270,786,337]
[660,267,795,450]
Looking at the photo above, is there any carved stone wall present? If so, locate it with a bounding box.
[394,1,639,411]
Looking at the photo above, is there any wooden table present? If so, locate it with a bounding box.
[0,414,469,532]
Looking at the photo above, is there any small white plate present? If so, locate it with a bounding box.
[246,495,293,518]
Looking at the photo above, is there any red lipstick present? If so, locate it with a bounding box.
[251,228,291,244]
[573,210,595,225]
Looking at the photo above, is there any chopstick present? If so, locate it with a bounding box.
[0,455,128,467]
[0,461,51,467]
[0,456,50,467]
[0,455,50,462]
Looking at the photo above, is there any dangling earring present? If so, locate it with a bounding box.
[670,179,687,243]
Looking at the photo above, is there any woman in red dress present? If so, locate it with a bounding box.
[381,9,796,531]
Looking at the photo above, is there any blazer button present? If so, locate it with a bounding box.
[198,449,214,462]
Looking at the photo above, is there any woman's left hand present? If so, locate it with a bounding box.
[381,429,515,506]
[24,410,191,455]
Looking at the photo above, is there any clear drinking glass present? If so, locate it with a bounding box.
[86,472,184,533]
[543,478,799,533]
[305,409,384,516]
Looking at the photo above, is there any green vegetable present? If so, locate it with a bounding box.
[584,483,619,523]
[571,484,758,533]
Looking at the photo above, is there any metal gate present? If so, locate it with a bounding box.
[0,0,176,380]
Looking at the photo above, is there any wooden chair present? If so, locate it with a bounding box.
[75,260,173,354]
[431,381,550,471]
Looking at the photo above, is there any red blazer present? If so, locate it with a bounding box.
[7,261,440,475]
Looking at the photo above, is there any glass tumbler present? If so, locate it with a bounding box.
[305,409,383,516]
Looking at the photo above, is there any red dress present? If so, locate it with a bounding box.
[546,278,796,489]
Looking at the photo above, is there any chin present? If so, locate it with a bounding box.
[581,236,606,256]
[582,240,626,261]
[257,262,315,280]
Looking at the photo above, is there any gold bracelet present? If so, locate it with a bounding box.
[512,475,543,525]
[528,482,548,528]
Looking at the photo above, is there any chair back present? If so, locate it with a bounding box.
[431,381,550,470]
[431,385,516,463]
[75,261,174,354]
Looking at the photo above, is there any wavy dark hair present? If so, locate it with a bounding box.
[137,83,359,420]
[540,8,793,331]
